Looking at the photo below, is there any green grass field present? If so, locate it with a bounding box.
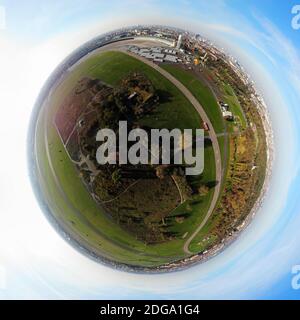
[161,65,225,134]
[161,64,233,254]
[35,50,218,267]
[168,142,216,238]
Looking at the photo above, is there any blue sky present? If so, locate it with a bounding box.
[1,1,299,46]
[0,0,300,299]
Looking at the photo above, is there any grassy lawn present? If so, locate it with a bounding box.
[37,104,174,266]
[222,83,247,130]
[161,64,225,134]
[35,50,219,266]
[90,52,203,131]
[160,64,232,254]
[168,142,216,237]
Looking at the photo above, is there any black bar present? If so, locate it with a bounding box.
[0,300,299,318]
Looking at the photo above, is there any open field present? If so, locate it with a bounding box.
[161,63,228,170]
[160,64,237,254]
[35,50,218,267]
[119,52,223,255]
[168,142,216,238]
[161,64,225,134]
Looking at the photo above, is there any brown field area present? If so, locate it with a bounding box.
[54,78,109,144]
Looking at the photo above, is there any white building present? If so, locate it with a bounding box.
[164,55,177,63]
[152,53,164,59]
[176,34,183,50]
[222,110,234,120]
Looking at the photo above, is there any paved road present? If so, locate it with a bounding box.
[121,50,222,255]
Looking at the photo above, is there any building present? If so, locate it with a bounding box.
[164,54,177,63]
[151,47,162,53]
[129,45,179,64]
[200,52,208,62]
[176,34,183,50]
[222,110,234,120]
[219,101,233,120]
[194,58,200,65]
[164,48,177,55]
[219,102,229,111]
[152,53,164,59]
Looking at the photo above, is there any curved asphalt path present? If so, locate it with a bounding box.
[121,50,222,255]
